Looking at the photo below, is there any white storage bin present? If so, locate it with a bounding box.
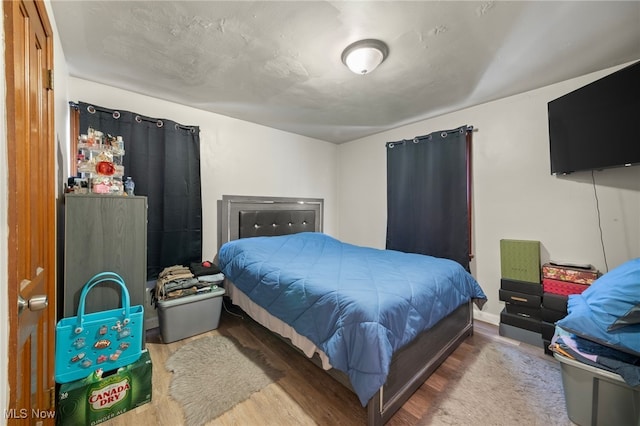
[157,287,225,343]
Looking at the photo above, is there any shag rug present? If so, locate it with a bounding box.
[422,341,574,425]
[165,334,284,426]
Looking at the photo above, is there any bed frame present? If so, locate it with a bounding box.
[218,195,474,426]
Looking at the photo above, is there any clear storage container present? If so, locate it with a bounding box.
[555,352,640,426]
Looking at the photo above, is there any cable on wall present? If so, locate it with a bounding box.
[591,170,609,272]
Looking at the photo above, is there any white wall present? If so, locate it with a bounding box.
[66,78,339,260]
[337,62,640,324]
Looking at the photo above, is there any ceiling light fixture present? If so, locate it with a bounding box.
[341,39,389,75]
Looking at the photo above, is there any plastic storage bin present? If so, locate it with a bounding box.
[157,286,225,343]
[555,353,640,426]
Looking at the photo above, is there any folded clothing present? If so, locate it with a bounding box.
[550,327,640,387]
[190,261,221,277]
[157,264,204,300]
[198,273,224,283]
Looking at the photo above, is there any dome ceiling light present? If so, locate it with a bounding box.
[341,39,389,75]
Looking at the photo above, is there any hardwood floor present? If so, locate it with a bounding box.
[101,303,548,425]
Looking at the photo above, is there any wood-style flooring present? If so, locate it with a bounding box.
[102,303,548,425]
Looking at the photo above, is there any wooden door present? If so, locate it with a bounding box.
[5,0,56,423]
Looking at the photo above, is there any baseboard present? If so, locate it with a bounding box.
[474,309,499,326]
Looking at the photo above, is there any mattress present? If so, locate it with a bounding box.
[218,232,487,405]
[225,280,332,370]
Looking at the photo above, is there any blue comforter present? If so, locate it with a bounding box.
[218,232,487,405]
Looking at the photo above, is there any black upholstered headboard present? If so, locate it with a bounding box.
[238,209,316,238]
[218,195,324,248]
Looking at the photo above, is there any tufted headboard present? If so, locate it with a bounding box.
[218,195,324,248]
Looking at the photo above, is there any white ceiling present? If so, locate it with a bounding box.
[51,1,640,144]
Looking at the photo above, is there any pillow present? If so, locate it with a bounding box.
[556,293,640,357]
[579,258,640,331]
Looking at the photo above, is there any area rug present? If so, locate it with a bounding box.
[422,341,574,425]
[165,334,284,426]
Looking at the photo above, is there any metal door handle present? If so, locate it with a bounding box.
[18,294,48,314]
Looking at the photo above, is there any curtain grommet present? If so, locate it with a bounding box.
[135,115,142,123]
[112,111,120,119]
[156,120,163,128]
[87,105,96,114]
[441,132,448,138]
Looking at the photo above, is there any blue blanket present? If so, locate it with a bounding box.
[218,232,487,405]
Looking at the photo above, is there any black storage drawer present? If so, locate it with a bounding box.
[541,307,567,323]
[505,303,542,320]
[541,321,556,341]
[501,278,543,296]
[542,292,568,313]
[500,308,542,333]
[499,289,542,308]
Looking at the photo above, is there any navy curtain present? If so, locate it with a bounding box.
[386,125,472,270]
[77,101,202,279]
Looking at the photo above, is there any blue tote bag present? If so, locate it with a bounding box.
[55,272,144,383]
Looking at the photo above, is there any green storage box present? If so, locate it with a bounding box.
[500,239,541,283]
[57,349,152,425]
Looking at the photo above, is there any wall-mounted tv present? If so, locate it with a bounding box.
[548,61,640,175]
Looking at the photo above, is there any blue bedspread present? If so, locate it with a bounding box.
[218,232,487,405]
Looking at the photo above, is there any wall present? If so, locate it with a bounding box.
[66,78,339,260]
[337,61,640,324]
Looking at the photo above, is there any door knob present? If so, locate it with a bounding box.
[18,294,48,314]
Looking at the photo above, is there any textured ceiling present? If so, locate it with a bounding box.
[51,1,640,143]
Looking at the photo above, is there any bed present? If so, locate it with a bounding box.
[217,195,487,425]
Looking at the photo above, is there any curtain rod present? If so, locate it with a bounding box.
[70,101,197,133]
[386,125,474,148]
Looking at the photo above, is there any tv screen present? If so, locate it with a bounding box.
[548,61,640,175]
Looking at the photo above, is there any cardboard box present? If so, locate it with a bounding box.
[504,303,542,320]
[500,278,543,296]
[57,350,152,425]
[542,292,568,313]
[500,239,541,283]
[542,278,589,296]
[498,322,542,347]
[500,308,542,333]
[498,289,541,308]
[542,263,600,285]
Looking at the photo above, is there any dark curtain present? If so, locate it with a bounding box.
[77,101,202,279]
[386,125,472,270]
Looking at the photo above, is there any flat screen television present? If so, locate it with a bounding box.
[548,61,640,175]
